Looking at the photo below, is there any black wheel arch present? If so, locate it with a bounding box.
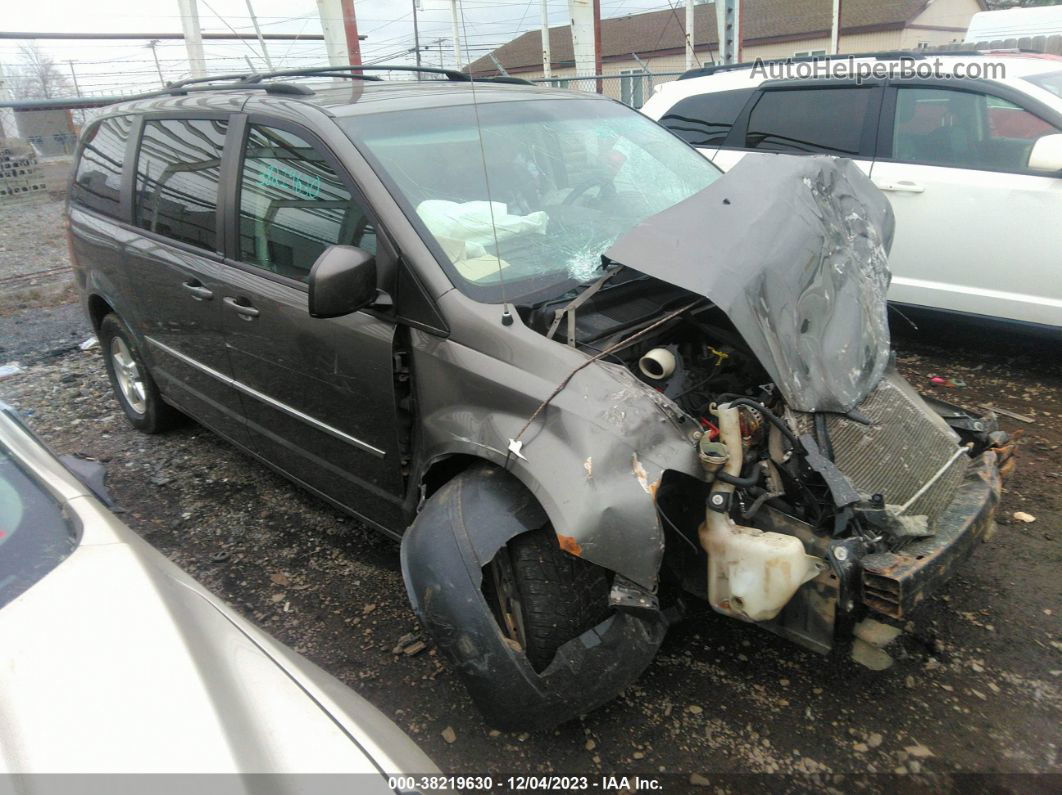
[400,461,667,730]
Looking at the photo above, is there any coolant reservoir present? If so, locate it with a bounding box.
[703,520,824,623]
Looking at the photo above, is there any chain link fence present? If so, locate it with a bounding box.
[530,72,685,109]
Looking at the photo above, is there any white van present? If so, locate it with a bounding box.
[642,52,1062,331]
[966,7,1062,43]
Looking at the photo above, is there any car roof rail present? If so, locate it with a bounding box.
[240,64,472,84]
[0,64,506,112]
[677,49,1000,80]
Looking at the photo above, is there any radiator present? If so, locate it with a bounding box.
[793,371,968,524]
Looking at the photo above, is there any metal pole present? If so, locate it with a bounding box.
[450,1,464,70]
[831,0,842,55]
[243,0,273,69]
[147,40,166,86]
[67,61,82,96]
[0,30,331,41]
[341,0,362,65]
[540,0,551,80]
[412,0,422,69]
[176,0,207,78]
[593,0,602,93]
[488,53,509,76]
[685,0,694,71]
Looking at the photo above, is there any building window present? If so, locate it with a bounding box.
[619,69,650,109]
[794,49,828,58]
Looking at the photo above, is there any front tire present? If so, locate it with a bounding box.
[484,527,611,672]
[99,314,183,433]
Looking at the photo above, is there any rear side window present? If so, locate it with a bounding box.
[745,87,873,156]
[134,118,228,252]
[659,88,755,147]
[71,116,133,218]
[237,124,376,282]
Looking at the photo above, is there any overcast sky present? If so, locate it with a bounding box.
[3,0,685,97]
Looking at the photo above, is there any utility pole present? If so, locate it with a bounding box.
[684,0,695,71]
[243,0,273,70]
[412,0,422,69]
[831,0,843,55]
[317,0,361,67]
[450,1,464,70]
[593,0,602,93]
[67,61,82,97]
[540,0,551,79]
[147,40,166,86]
[715,0,740,65]
[568,0,601,91]
[0,61,10,139]
[176,0,207,78]
[341,0,362,65]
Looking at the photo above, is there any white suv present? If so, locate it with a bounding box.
[642,52,1062,331]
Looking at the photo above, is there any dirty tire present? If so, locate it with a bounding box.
[99,314,183,433]
[497,528,611,672]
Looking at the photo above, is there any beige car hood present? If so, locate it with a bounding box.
[0,496,431,778]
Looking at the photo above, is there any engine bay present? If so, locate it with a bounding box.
[522,272,1011,656]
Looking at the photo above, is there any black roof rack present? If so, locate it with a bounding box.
[241,64,471,84]
[0,64,513,111]
[678,49,991,80]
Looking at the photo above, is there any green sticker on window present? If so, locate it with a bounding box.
[257,162,322,199]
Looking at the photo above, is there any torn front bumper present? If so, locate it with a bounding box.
[861,451,1002,619]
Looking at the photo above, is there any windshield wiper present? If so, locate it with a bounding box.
[545,263,625,345]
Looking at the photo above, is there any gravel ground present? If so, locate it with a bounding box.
[1,199,1058,788]
[0,198,68,281]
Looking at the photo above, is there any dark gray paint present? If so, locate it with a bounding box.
[604,155,895,413]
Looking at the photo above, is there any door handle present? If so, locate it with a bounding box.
[874,180,925,194]
[181,281,214,301]
[224,296,260,320]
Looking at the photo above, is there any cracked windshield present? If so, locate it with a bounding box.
[344,98,720,300]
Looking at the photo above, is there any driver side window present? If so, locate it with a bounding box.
[238,124,375,282]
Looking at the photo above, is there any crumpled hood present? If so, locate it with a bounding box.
[604,155,894,413]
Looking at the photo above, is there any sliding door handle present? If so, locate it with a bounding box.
[181,281,214,301]
[224,296,260,320]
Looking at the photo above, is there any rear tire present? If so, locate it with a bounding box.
[485,527,611,672]
[99,314,183,434]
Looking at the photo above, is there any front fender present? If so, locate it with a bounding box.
[400,464,667,729]
[412,328,702,591]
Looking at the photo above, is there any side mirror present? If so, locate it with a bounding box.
[307,245,377,319]
[1028,133,1062,173]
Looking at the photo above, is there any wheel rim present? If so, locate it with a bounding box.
[487,552,529,653]
[110,336,147,415]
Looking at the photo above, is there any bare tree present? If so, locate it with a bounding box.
[9,44,70,100]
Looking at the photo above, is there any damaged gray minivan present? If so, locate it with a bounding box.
[67,67,1013,730]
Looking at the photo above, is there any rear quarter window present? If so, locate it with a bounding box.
[745,87,873,156]
[71,115,133,218]
[659,88,755,147]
